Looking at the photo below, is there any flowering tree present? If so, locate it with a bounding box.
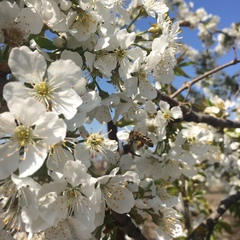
[0,0,240,239]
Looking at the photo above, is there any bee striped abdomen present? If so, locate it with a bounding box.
[129,131,153,148]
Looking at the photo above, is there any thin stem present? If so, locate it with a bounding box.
[171,58,240,99]
[180,176,192,232]
[127,8,144,32]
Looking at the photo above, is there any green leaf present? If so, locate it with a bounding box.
[33,36,57,50]
[174,66,190,78]
[217,220,234,234]
[224,129,240,139]
[115,118,135,127]
[178,61,195,67]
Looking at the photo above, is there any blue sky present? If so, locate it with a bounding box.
[81,2,240,132]
[185,0,240,30]
[91,1,240,132]
[175,1,240,99]
[183,0,240,60]
[131,1,240,86]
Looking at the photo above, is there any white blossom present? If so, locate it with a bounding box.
[35,160,100,234]
[158,101,182,121]
[97,168,139,213]
[0,1,43,47]
[0,97,66,178]
[4,46,85,120]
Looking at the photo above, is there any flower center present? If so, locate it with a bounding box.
[33,81,53,107]
[148,124,157,133]
[34,82,50,96]
[2,26,25,47]
[163,111,172,121]
[85,133,104,152]
[116,48,127,60]
[138,69,147,80]
[75,9,96,29]
[13,125,34,147]
[216,101,225,109]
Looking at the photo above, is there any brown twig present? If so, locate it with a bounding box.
[171,58,240,99]
[187,191,240,240]
[112,211,148,240]
[180,176,192,232]
[157,91,240,128]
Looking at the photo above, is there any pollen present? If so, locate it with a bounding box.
[115,48,127,60]
[2,26,25,47]
[34,81,51,97]
[85,133,104,151]
[13,125,34,147]
[163,112,173,121]
[33,81,53,107]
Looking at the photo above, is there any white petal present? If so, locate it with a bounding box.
[0,142,19,180]
[159,100,170,111]
[0,2,19,26]
[139,79,157,100]
[95,36,110,51]
[47,60,82,88]
[152,35,168,53]
[116,130,129,141]
[63,160,89,187]
[34,112,66,146]
[51,89,82,120]
[3,82,29,103]
[106,186,135,213]
[18,145,48,177]
[78,91,101,112]
[95,105,112,124]
[65,112,86,131]
[17,8,43,35]
[146,51,161,69]
[0,112,15,138]
[7,97,47,126]
[74,145,91,169]
[116,29,135,49]
[8,46,46,83]
[171,106,183,119]
[61,50,83,69]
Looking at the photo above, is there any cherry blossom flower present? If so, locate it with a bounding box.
[46,140,75,173]
[135,194,182,239]
[0,97,66,179]
[94,29,145,79]
[97,167,139,213]
[4,46,85,120]
[0,174,41,235]
[204,95,233,116]
[0,1,43,47]
[158,100,183,122]
[154,207,183,240]
[74,130,118,168]
[34,161,100,235]
[70,8,101,42]
[138,0,169,18]
[24,0,74,32]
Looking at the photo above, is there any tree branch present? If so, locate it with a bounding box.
[112,211,148,240]
[107,121,147,240]
[157,91,240,128]
[171,58,240,99]
[187,191,240,240]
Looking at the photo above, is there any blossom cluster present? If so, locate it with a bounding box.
[0,0,239,240]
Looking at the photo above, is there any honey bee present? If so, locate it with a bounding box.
[129,131,153,149]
